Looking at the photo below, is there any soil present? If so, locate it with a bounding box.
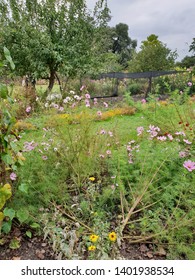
[0,227,166,260]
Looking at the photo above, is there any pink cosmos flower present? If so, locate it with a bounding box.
[167,134,173,141]
[26,106,31,113]
[108,131,113,137]
[137,126,144,136]
[59,106,64,111]
[97,111,102,116]
[187,82,192,87]
[85,93,91,99]
[175,131,186,136]
[99,154,105,158]
[100,129,106,135]
[157,136,167,141]
[183,139,192,145]
[10,172,17,181]
[106,150,111,155]
[103,102,108,108]
[80,85,85,91]
[179,151,187,158]
[42,155,48,160]
[183,160,195,172]
[141,99,146,104]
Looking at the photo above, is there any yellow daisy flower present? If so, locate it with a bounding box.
[89,234,99,243]
[108,231,117,242]
[89,177,95,182]
[88,245,96,251]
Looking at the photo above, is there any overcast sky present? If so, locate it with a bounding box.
[87,0,195,61]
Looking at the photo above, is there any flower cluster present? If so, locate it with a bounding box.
[126,140,139,164]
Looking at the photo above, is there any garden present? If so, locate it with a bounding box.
[0,46,195,260]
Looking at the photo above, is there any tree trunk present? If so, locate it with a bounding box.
[48,70,55,92]
[55,72,63,93]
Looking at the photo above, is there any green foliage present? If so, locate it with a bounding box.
[129,34,177,72]
[0,0,110,91]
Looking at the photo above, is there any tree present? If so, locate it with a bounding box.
[178,55,195,68]
[189,38,195,54]
[112,23,137,68]
[129,34,177,72]
[0,0,109,92]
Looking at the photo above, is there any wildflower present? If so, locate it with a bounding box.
[70,90,75,94]
[42,155,48,160]
[89,177,95,182]
[157,136,167,141]
[141,99,146,104]
[97,111,102,117]
[147,125,160,138]
[111,176,116,179]
[89,234,99,243]
[100,129,106,135]
[26,106,31,113]
[183,139,192,145]
[180,91,183,94]
[99,154,105,158]
[137,126,144,136]
[59,107,64,112]
[167,134,173,141]
[71,103,76,108]
[94,98,98,105]
[106,150,111,155]
[111,185,115,190]
[23,141,38,152]
[108,131,113,137]
[88,245,96,251]
[108,232,117,242]
[80,85,85,91]
[183,160,195,172]
[175,131,186,136]
[187,82,192,87]
[179,151,187,158]
[85,93,91,99]
[103,102,108,108]
[54,147,58,152]
[10,172,17,181]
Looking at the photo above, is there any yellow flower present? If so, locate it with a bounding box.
[89,177,95,182]
[89,234,99,243]
[108,231,117,242]
[88,245,96,251]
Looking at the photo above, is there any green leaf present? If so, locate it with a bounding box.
[16,209,29,223]
[0,83,8,99]
[2,221,12,234]
[9,238,20,249]
[30,222,40,229]
[3,207,15,220]
[18,184,29,194]
[3,47,15,70]
[1,153,13,165]
[26,230,32,238]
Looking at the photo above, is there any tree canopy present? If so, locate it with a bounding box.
[129,34,177,72]
[0,0,110,91]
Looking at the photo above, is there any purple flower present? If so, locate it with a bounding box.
[85,93,91,99]
[183,139,192,145]
[10,172,17,181]
[183,160,195,172]
[80,85,86,91]
[42,155,48,160]
[97,111,102,116]
[179,151,187,158]
[106,150,111,155]
[187,82,192,87]
[141,99,146,104]
[137,126,144,136]
[26,106,31,113]
[100,129,106,135]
